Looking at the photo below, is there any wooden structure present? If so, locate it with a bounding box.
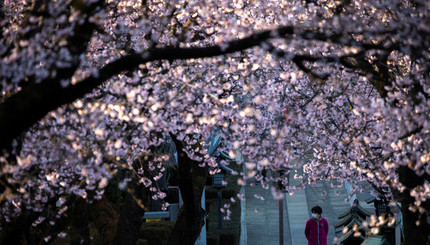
[335,199,371,245]
[361,235,390,245]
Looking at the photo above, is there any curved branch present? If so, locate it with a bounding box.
[0,26,295,150]
[0,24,396,150]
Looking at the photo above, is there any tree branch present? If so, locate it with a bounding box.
[0,26,295,150]
[0,24,397,150]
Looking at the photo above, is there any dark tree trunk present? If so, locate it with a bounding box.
[88,196,119,245]
[0,210,37,245]
[70,198,91,245]
[24,227,36,245]
[167,137,208,245]
[113,177,146,245]
[398,166,430,245]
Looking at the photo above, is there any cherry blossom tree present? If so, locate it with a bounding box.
[1,0,429,244]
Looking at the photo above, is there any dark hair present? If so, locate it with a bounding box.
[311,206,322,214]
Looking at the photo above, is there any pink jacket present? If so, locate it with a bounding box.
[304,217,329,245]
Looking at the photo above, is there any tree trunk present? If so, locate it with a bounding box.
[398,166,430,245]
[88,196,119,245]
[70,198,91,245]
[0,210,36,245]
[113,177,146,245]
[167,137,208,245]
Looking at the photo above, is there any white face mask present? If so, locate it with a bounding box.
[312,213,318,219]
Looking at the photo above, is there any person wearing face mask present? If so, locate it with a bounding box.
[304,206,329,245]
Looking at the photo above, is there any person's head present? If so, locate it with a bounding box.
[311,206,322,220]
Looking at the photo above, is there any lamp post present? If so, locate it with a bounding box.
[279,197,284,245]
[277,169,287,245]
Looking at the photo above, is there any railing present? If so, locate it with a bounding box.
[143,186,181,222]
[143,204,180,221]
